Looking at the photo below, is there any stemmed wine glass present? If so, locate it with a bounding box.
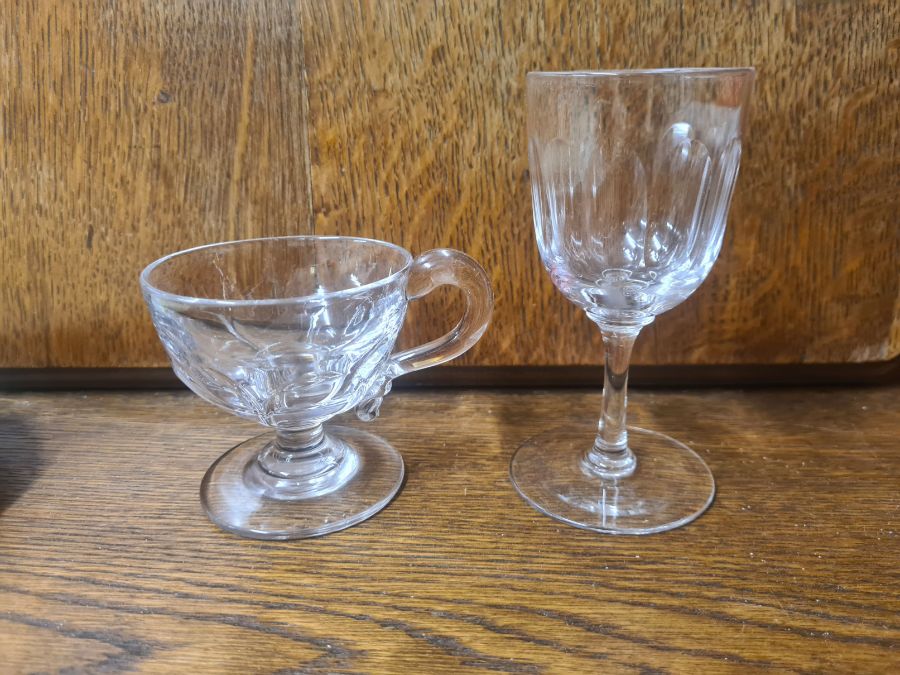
[511,68,754,534]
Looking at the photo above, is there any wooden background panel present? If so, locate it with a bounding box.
[1,0,898,368]
[305,0,900,366]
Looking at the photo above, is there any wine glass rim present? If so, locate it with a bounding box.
[140,234,414,307]
[527,67,755,78]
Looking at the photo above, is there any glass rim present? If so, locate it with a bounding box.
[527,67,755,79]
[140,234,414,308]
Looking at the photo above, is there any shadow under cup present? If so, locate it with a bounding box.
[141,235,491,539]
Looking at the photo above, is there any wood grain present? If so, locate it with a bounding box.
[0,1,313,366]
[1,387,898,672]
[1,1,898,368]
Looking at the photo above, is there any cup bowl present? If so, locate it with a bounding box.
[141,236,413,429]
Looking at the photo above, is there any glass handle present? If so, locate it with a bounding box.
[356,249,493,420]
[391,249,493,374]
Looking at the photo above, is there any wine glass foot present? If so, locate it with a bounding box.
[200,425,403,540]
[510,424,715,534]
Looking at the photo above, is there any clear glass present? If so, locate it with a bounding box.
[511,68,754,534]
[141,235,492,539]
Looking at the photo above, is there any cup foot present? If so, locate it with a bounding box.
[510,424,714,534]
[200,425,403,540]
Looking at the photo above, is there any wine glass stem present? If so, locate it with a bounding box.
[585,328,639,477]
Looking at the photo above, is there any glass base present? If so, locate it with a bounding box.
[200,425,403,540]
[510,424,715,534]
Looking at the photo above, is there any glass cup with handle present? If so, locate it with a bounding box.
[142,235,493,539]
[512,68,754,534]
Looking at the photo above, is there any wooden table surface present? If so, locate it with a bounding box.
[1,387,898,673]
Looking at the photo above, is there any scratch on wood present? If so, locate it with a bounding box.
[297,1,315,235]
[226,20,256,242]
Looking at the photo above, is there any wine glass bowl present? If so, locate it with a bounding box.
[512,68,754,534]
[142,235,492,539]
[529,69,749,328]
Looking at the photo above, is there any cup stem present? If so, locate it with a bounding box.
[583,327,639,478]
[258,423,339,481]
[245,423,360,499]
[276,425,326,453]
[257,424,344,484]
